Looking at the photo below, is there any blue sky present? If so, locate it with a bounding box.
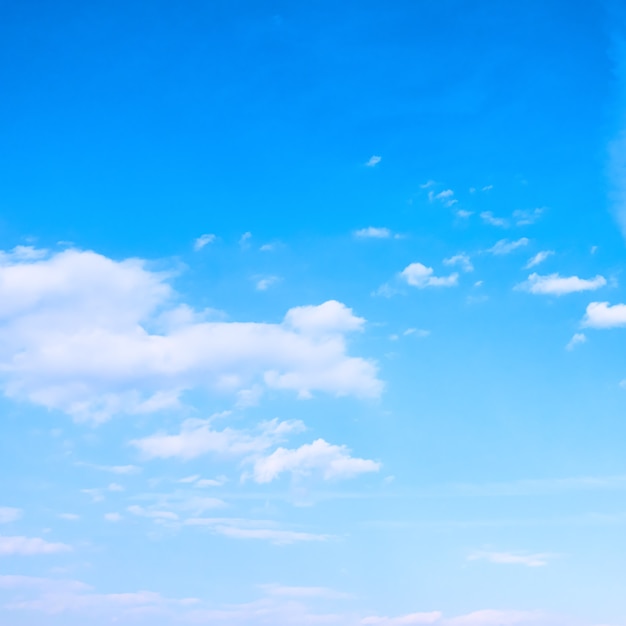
[2,1,626,625]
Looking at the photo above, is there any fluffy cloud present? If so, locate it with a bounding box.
[446,610,543,626]
[0,507,21,524]
[0,249,381,422]
[487,238,529,255]
[365,155,382,167]
[0,536,71,556]
[133,417,304,461]
[468,551,551,567]
[428,189,457,207]
[252,439,381,483]
[517,273,606,296]
[582,302,626,328]
[401,264,458,288]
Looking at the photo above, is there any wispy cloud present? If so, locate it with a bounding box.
[193,233,216,251]
[480,211,509,228]
[443,253,474,272]
[517,273,606,296]
[524,251,554,269]
[255,276,280,291]
[0,508,21,524]
[365,155,382,167]
[487,238,529,255]
[566,333,587,351]
[513,208,543,226]
[354,227,392,239]
[429,189,457,208]
[468,550,552,567]
[0,536,71,556]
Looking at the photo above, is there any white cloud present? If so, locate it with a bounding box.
[403,328,430,338]
[445,610,543,626]
[133,417,305,461]
[365,155,382,167]
[104,513,122,522]
[487,238,529,255]
[517,273,606,296]
[127,505,179,521]
[90,464,141,475]
[513,208,543,226]
[443,253,474,272]
[420,180,436,189]
[0,507,21,524]
[0,536,71,556]
[58,513,80,521]
[582,301,626,328]
[185,517,330,545]
[456,210,473,218]
[480,211,509,228]
[428,189,457,207]
[193,234,216,251]
[566,333,587,351]
[260,584,350,600]
[401,263,458,288]
[252,438,381,483]
[468,551,551,567]
[524,251,554,269]
[0,249,381,422]
[0,574,196,616]
[255,276,280,291]
[354,227,392,239]
[362,612,442,625]
[481,185,493,191]
[239,232,252,247]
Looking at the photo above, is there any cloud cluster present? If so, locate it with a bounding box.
[133,416,380,484]
[0,249,382,422]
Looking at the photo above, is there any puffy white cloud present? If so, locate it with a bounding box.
[566,333,587,351]
[365,156,382,167]
[362,612,442,625]
[468,551,551,567]
[252,438,381,483]
[518,273,606,296]
[401,263,458,288]
[487,238,529,255]
[193,234,216,251]
[0,536,71,556]
[0,507,21,524]
[582,302,626,328]
[443,253,474,272]
[133,417,304,461]
[0,249,381,422]
[354,227,392,239]
[524,251,554,269]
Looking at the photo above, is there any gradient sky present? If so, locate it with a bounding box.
[2,1,626,625]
